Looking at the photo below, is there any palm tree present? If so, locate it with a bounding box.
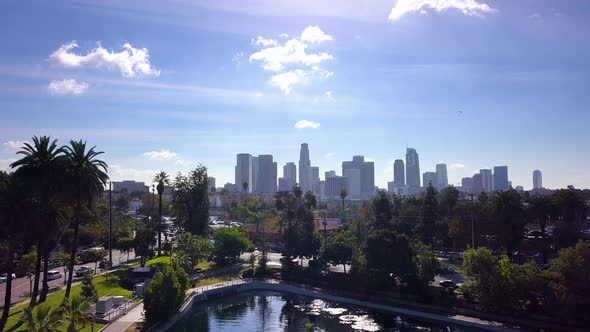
[61,295,93,332]
[154,171,170,256]
[340,188,348,221]
[63,140,108,299]
[554,185,588,224]
[527,195,555,264]
[23,303,64,332]
[11,136,66,307]
[492,189,525,257]
[242,181,249,203]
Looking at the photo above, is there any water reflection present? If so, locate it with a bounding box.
[170,291,463,332]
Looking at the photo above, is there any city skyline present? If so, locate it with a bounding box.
[1,1,589,190]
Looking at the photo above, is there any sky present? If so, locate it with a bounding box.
[1,0,589,190]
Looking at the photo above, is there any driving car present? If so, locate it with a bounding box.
[439,280,459,289]
[75,266,94,277]
[0,273,16,283]
[46,270,62,281]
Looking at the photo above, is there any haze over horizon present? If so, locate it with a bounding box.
[1,0,589,190]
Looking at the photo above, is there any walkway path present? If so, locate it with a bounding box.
[102,303,144,332]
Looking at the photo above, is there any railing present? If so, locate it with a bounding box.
[96,297,141,324]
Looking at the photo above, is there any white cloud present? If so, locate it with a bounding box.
[250,38,333,72]
[528,13,542,20]
[294,120,321,129]
[388,0,496,20]
[300,25,333,44]
[48,79,88,95]
[49,41,160,78]
[142,149,177,160]
[324,90,333,99]
[279,33,289,38]
[175,159,191,167]
[449,163,465,169]
[270,69,308,94]
[232,51,244,64]
[252,36,277,47]
[2,140,28,153]
[254,92,263,97]
[0,159,16,172]
[108,165,158,184]
[311,65,334,78]
[325,152,336,159]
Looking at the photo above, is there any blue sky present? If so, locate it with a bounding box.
[1,0,589,189]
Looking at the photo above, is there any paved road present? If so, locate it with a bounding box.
[240,251,346,273]
[0,250,135,306]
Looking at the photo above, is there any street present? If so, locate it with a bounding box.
[0,250,135,306]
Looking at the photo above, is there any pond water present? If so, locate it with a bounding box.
[169,291,470,332]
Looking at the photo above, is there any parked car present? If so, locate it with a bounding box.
[46,270,62,281]
[0,273,16,283]
[439,280,459,289]
[75,266,94,277]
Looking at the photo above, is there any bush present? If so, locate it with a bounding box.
[80,274,98,302]
[143,263,190,325]
[213,227,253,265]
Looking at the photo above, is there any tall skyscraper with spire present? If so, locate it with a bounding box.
[298,143,311,192]
[405,148,420,189]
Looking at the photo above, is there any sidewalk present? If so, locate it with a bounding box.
[102,303,144,332]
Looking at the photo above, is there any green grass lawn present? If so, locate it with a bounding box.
[5,271,131,331]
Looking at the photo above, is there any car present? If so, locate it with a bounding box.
[439,280,459,289]
[0,273,16,283]
[75,266,94,277]
[46,270,62,281]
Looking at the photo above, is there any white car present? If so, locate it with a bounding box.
[46,270,62,281]
[0,273,16,283]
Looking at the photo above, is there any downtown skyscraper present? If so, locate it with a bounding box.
[493,166,509,191]
[533,170,543,189]
[342,155,375,198]
[435,163,448,189]
[406,148,421,189]
[393,159,405,187]
[235,153,252,192]
[299,143,311,192]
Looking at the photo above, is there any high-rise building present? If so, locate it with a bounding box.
[207,177,216,191]
[299,143,311,192]
[113,180,148,193]
[283,162,297,182]
[393,159,405,187]
[435,164,448,189]
[342,155,375,197]
[343,168,361,199]
[256,155,277,193]
[461,177,473,193]
[472,173,483,193]
[325,175,349,197]
[235,153,252,192]
[479,169,493,192]
[311,166,320,194]
[493,166,509,191]
[533,170,542,189]
[325,170,336,178]
[423,172,437,188]
[278,177,295,192]
[251,156,259,193]
[405,148,420,188]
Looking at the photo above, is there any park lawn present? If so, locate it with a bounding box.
[193,277,224,287]
[145,255,171,266]
[196,260,213,271]
[5,272,132,331]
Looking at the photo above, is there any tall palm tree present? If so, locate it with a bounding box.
[340,188,348,221]
[242,181,249,204]
[554,185,588,224]
[61,295,93,332]
[11,136,66,307]
[492,189,525,257]
[23,303,64,332]
[63,140,108,299]
[154,171,170,256]
[527,195,555,264]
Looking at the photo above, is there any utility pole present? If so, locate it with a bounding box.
[470,193,475,249]
[109,181,112,265]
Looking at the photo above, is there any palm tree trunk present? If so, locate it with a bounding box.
[39,252,50,303]
[158,193,162,256]
[65,196,82,298]
[29,240,43,307]
[0,242,15,331]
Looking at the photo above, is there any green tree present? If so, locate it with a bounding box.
[172,166,210,236]
[339,188,347,220]
[63,140,108,299]
[174,232,213,273]
[60,295,93,332]
[369,190,393,231]
[134,217,157,267]
[545,241,590,321]
[213,227,253,265]
[553,186,588,248]
[491,189,525,256]
[11,136,66,306]
[439,186,459,217]
[154,171,170,256]
[143,264,189,325]
[416,183,439,245]
[322,229,356,273]
[527,195,556,264]
[79,249,107,273]
[80,274,98,302]
[22,303,64,332]
[115,237,134,262]
[366,230,415,287]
